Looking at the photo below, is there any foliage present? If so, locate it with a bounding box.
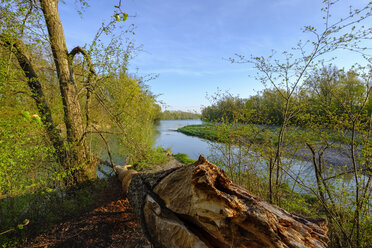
[202,92,251,123]
[173,153,196,165]
[202,68,371,128]
[133,147,171,171]
[88,71,161,163]
[0,178,110,246]
[0,0,165,245]
[198,77,371,246]
[160,110,200,120]
[178,124,220,141]
[199,1,372,247]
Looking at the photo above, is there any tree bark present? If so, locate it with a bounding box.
[39,0,94,181]
[122,155,329,248]
[0,37,66,165]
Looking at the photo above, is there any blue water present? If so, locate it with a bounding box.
[154,120,365,196]
[155,119,211,160]
[97,119,364,200]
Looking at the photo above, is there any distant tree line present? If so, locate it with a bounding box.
[201,66,372,247]
[202,66,372,128]
[160,110,201,120]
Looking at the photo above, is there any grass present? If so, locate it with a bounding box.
[177,123,369,146]
[177,123,277,145]
[173,153,196,165]
[0,178,110,247]
[177,124,220,141]
[134,147,171,171]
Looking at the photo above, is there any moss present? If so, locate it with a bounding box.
[173,153,196,165]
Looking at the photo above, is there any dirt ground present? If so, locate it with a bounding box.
[21,178,150,248]
[21,158,185,248]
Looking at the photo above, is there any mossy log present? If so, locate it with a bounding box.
[117,155,328,248]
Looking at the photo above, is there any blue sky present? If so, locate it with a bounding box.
[59,0,371,112]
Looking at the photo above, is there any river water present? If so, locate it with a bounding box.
[154,120,364,195]
[155,120,310,183]
[155,119,210,160]
[98,119,364,196]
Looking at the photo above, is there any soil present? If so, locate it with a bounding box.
[21,178,150,248]
[20,158,184,248]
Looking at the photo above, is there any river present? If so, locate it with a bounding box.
[155,120,311,184]
[98,119,364,195]
[155,119,210,160]
[155,119,364,194]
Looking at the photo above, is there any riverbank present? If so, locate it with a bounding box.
[177,124,357,169]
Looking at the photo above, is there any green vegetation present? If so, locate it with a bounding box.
[173,153,196,165]
[160,110,201,120]
[199,1,372,247]
[198,86,372,246]
[0,177,112,246]
[202,68,371,128]
[0,0,165,246]
[133,147,171,171]
[178,124,221,141]
[179,122,370,147]
[0,0,371,247]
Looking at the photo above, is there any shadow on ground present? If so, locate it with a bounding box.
[21,178,150,248]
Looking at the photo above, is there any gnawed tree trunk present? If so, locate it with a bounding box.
[121,155,328,248]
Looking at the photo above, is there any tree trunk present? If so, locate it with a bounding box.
[0,37,66,165]
[39,0,94,182]
[121,155,329,248]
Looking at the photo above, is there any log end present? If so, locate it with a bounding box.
[125,155,329,248]
[115,165,138,195]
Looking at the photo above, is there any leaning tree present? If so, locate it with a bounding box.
[0,0,131,183]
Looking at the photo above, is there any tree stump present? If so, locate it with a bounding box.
[120,155,328,248]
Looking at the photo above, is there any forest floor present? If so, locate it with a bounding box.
[21,177,150,248]
[21,158,184,248]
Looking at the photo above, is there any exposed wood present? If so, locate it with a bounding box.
[121,155,328,248]
[115,165,138,195]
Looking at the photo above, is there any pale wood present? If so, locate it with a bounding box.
[121,155,328,248]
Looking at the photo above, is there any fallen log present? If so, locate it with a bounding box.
[116,155,328,248]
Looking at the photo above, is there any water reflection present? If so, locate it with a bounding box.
[155,119,211,160]
[155,120,363,195]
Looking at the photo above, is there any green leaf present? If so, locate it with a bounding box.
[122,13,128,22]
[31,114,42,124]
[21,111,31,120]
[114,14,120,21]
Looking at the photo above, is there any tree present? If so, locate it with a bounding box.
[0,0,167,238]
[231,0,372,205]
[0,0,136,183]
[0,0,94,183]
[228,1,372,246]
[39,1,90,181]
[303,67,371,247]
[123,155,329,248]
